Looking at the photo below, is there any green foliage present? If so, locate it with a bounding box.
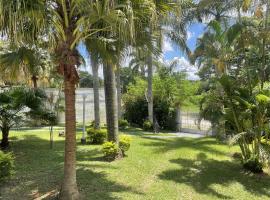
[79,71,103,88]
[123,74,200,130]
[0,87,53,148]
[119,135,131,155]
[102,142,119,161]
[0,150,14,181]
[143,120,153,131]
[123,77,148,126]
[119,119,129,130]
[87,128,107,144]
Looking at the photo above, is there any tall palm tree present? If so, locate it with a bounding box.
[90,54,100,129]
[0,0,128,198]
[145,0,176,124]
[86,0,157,146]
[116,61,122,120]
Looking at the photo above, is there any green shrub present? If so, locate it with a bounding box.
[119,135,131,155]
[123,96,148,126]
[87,128,107,144]
[102,142,119,161]
[243,157,263,173]
[88,120,96,128]
[0,151,14,181]
[143,120,153,131]
[119,119,129,129]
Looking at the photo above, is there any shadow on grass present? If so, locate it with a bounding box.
[141,136,226,156]
[0,134,142,200]
[158,153,270,199]
[77,166,143,199]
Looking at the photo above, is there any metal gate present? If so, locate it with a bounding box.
[179,111,212,135]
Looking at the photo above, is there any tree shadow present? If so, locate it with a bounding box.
[0,134,143,200]
[76,147,106,162]
[77,166,143,199]
[141,137,227,156]
[158,153,270,199]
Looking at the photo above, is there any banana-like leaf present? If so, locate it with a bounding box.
[229,132,248,146]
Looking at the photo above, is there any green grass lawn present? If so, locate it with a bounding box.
[1,128,270,200]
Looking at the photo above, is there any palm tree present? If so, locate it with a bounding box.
[0,0,126,198]
[0,87,51,149]
[0,45,46,88]
[116,59,122,120]
[144,0,177,124]
[86,0,158,146]
[90,54,100,129]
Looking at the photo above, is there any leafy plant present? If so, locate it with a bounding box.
[0,150,14,181]
[143,120,153,131]
[119,119,129,130]
[102,142,119,161]
[0,87,54,149]
[119,135,131,155]
[87,128,107,144]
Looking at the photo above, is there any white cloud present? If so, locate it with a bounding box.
[187,31,194,41]
[166,57,199,80]
[163,36,174,53]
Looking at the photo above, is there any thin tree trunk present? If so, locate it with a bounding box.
[147,53,153,124]
[91,56,100,129]
[176,106,181,132]
[1,126,10,149]
[59,78,79,200]
[32,75,38,88]
[103,63,119,144]
[116,64,122,120]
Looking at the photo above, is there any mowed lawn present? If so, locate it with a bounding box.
[1,128,270,200]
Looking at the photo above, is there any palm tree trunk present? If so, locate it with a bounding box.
[116,64,122,120]
[147,54,153,124]
[1,126,10,149]
[91,56,100,129]
[31,75,38,88]
[60,78,79,200]
[103,62,119,144]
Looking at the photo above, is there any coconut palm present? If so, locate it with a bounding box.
[0,0,135,198]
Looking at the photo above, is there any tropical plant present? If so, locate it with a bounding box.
[0,45,48,88]
[0,87,51,149]
[0,0,137,197]
[119,135,131,156]
[102,141,120,161]
[87,128,107,144]
[192,2,270,172]
[0,150,14,181]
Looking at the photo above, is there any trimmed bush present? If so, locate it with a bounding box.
[119,119,129,129]
[102,142,119,161]
[87,128,107,144]
[243,157,263,173]
[143,120,153,131]
[0,151,14,181]
[119,135,131,155]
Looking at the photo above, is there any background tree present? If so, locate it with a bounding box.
[0,87,52,149]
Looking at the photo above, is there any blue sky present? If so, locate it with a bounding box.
[164,23,205,60]
[78,22,206,80]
